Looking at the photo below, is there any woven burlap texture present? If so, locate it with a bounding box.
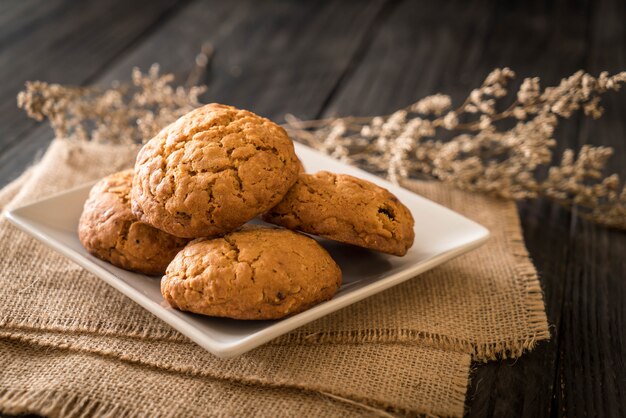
[0,337,385,418]
[0,139,549,417]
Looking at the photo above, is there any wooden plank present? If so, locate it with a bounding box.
[316,0,591,416]
[322,0,497,117]
[555,0,626,416]
[466,207,573,418]
[0,0,74,48]
[461,1,592,416]
[457,1,594,416]
[0,0,185,156]
[97,0,388,120]
[0,0,387,188]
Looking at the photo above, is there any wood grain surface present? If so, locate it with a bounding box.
[0,0,624,416]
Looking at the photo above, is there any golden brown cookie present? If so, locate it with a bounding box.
[262,172,415,256]
[131,103,300,238]
[78,169,189,275]
[161,227,342,320]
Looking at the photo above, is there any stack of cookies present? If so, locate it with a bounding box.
[79,104,415,320]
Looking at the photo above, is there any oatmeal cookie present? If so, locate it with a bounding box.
[78,170,189,275]
[262,172,415,256]
[161,227,342,320]
[131,103,300,238]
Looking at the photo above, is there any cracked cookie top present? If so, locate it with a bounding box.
[78,169,189,275]
[131,103,300,238]
[262,172,415,256]
[161,227,342,320]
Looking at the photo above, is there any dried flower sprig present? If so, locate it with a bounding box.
[16,65,626,229]
[285,69,626,230]
[17,64,206,144]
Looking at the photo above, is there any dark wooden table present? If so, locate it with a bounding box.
[1,1,624,416]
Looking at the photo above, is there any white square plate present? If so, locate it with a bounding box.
[5,142,489,358]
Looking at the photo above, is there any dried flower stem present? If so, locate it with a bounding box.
[17,64,206,145]
[16,65,626,229]
[285,69,626,230]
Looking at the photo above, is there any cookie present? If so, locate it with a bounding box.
[131,103,300,238]
[161,227,342,320]
[262,172,415,256]
[78,169,189,275]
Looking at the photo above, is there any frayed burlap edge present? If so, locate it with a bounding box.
[0,319,187,343]
[0,387,410,418]
[0,388,411,418]
[499,197,551,360]
[281,328,547,361]
[0,330,469,418]
[0,389,135,418]
[0,318,546,362]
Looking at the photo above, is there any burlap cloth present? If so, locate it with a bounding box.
[0,139,549,417]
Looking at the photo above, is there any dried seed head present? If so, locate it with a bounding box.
[285,69,626,230]
[17,66,626,230]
